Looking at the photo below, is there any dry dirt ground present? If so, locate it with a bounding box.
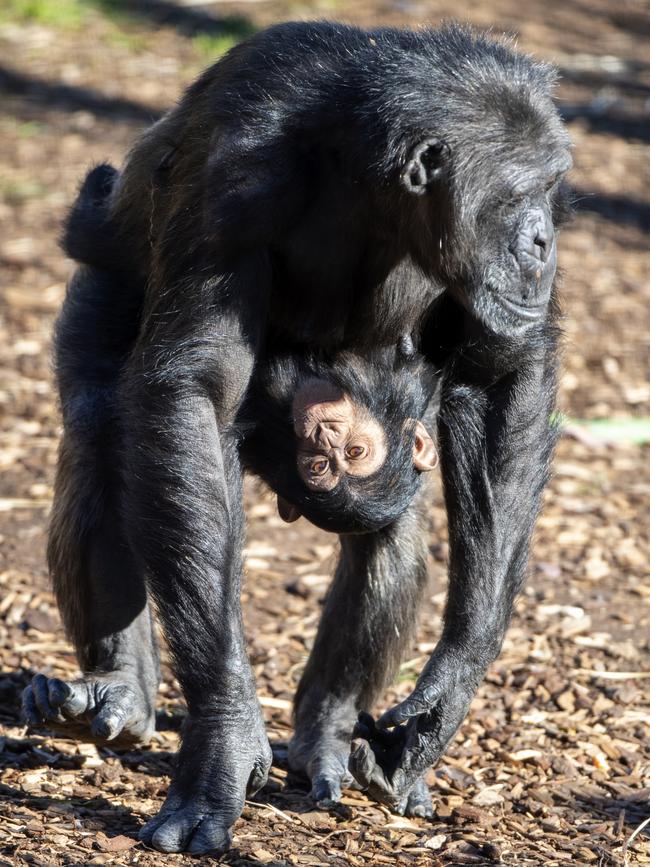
[0,1,649,865]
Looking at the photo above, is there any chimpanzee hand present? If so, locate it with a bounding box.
[139,700,272,854]
[349,645,483,812]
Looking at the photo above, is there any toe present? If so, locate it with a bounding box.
[91,699,131,741]
[58,680,91,716]
[311,774,342,806]
[187,818,232,855]
[405,778,433,819]
[91,713,125,741]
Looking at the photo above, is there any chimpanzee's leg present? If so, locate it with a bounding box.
[119,261,272,855]
[288,494,434,816]
[22,266,158,745]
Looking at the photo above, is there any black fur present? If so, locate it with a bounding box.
[23,21,572,855]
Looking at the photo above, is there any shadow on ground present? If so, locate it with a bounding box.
[91,0,254,39]
[0,66,163,125]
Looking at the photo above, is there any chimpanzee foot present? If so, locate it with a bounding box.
[140,713,272,854]
[309,759,354,806]
[22,672,155,746]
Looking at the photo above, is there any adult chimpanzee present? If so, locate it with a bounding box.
[23,21,572,854]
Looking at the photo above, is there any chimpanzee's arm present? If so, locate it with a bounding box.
[349,314,559,805]
[121,259,272,855]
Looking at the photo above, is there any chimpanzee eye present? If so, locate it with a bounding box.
[311,459,329,475]
[346,445,366,459]
[495,193,525,215]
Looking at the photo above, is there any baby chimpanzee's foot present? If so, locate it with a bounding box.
[22,672,155,746]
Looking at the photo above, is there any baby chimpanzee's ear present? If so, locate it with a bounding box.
[277,494,301,523]
[412,421,438,471]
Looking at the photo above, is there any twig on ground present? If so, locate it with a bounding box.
[622,816,650,866]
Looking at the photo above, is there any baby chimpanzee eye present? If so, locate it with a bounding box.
[311,459,329,475]
[346,445,366,459]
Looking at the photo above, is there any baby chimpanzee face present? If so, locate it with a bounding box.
[292,379,389,492]
[275,377,438,524]
[239,346,439,533]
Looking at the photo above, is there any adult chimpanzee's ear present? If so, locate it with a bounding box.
[401,138,451,196]
[412,421,438,471]
[277,495,301,523]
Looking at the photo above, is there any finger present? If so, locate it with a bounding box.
[139,794,183,846]
[32,674,65,721]
[187,819,232,856]
[353,711,375,741]
[47,678,73,708]
[349,740,405,809]
[247,756,270,796]
[378,689,437,729]
[22,686,43,725]
[377,703,413,729]
[144,805,234,856]
[354,712,404,746]
[150,811,199,853]
[357,710,376,732]
[57,680,91,717]
[348,739,381,790]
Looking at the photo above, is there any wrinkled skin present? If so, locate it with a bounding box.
[348,647,481,807]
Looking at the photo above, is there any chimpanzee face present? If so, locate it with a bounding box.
[400,121,571,337]
[292,381,389,492]
[465,165,571,335]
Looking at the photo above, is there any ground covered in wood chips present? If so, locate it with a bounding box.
[0,1,649,864]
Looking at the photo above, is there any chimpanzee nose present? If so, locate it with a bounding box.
[318,422,345,447]
[533,225,549,263]
[517,212,553,277]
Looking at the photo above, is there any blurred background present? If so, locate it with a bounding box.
[0,2,648,865]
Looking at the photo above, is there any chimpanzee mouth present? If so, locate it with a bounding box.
[488,287,546,322]
[497,295,545,321]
